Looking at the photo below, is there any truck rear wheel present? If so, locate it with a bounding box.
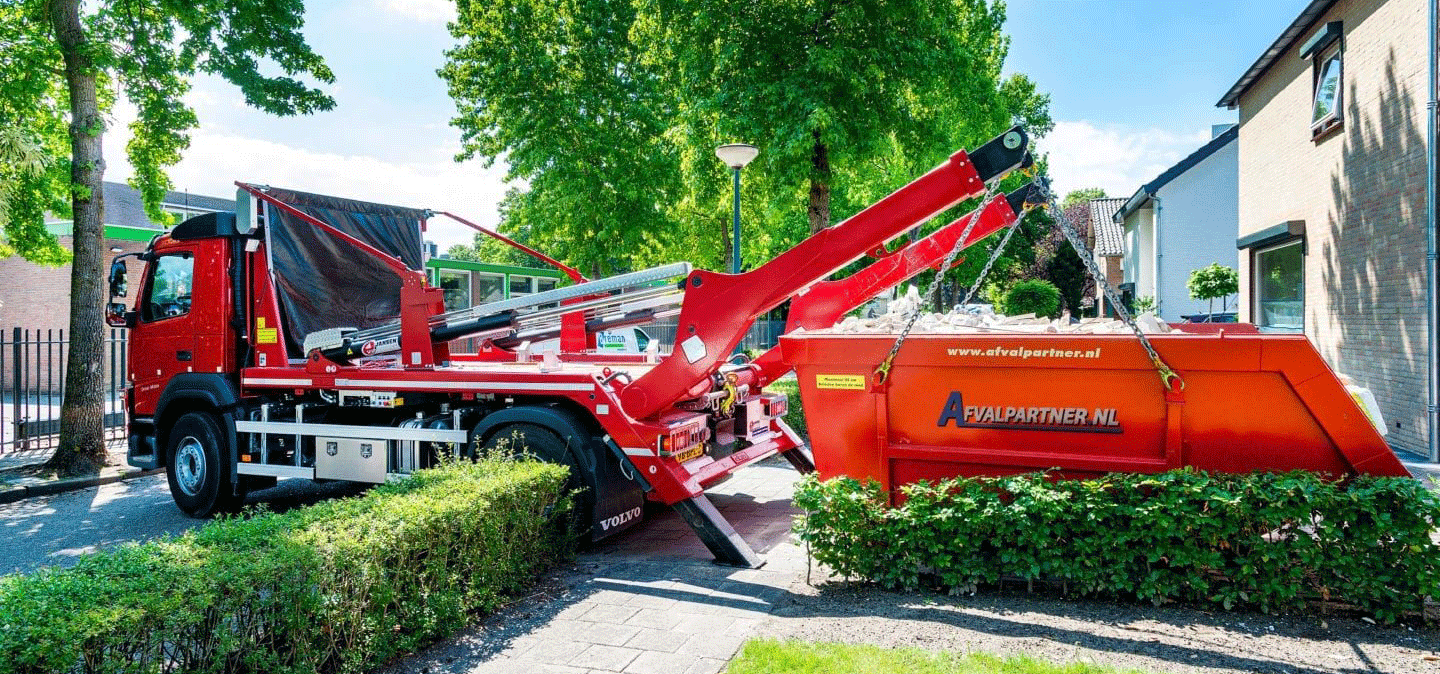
[167,412,243,517]
[480,423,595,536]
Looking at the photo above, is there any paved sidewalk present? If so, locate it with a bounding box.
[384,457,809,674]
[0,441,157,504]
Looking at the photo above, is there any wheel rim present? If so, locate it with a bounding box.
[174,436,206,497]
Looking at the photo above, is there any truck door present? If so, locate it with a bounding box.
[130,248,199,414]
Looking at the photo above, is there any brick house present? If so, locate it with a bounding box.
[1216,0,1436,457]
[0,182,231,331]
[1112,126,1240,320]
[1087,197,1126,316]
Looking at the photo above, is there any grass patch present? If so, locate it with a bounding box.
[765,378,806,439]
[726,639,1151,674]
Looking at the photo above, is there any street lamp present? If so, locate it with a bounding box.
[715,143,759,274]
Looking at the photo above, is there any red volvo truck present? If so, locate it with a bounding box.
[106,128,1037,566]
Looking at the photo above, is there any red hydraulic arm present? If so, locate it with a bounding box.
[747,182,1046,388]
[618,127,1033,419]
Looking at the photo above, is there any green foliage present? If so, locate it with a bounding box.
[999,279,1061,318]
[1187,263,1239,314]
[1044,244,1087,315]
[442,0,1051,275]
[793,471,1440,622]
[730,639,1153,674]
[1061,187,1107,209]
[0,0,334,260]
[0,460,570,674]
[1132,295,1157,314]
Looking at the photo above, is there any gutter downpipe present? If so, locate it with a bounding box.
[1428,0,1438,462]
[1154,197,1164,318]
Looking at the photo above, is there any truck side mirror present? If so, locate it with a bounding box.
[105,302,134,328]
[108,259,128,298]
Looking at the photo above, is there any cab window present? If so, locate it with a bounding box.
[143,254,195,322]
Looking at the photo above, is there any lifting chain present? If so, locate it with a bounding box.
[1041,191,1185,392]
[875,179,1004,384]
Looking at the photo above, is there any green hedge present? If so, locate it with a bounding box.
[0,459,570,674]
[793,470,1440,622]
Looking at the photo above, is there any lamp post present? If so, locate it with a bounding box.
[715,143,759,274]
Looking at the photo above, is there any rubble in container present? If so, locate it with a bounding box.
[811,286,1173,335]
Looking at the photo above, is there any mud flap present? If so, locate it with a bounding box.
[671,495,765,568]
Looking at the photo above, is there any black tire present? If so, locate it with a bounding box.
[480,423,595,536]
[166,412,243,517]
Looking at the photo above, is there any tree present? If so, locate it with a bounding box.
[999,279,1060,318]
[1187,263,1240,315]
[1062,187,1106,209]
[1,1,334,475]
[442,0,1050,274]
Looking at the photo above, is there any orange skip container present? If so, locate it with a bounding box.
[777,330,1410,492]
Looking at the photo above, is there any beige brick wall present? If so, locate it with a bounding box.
[1235,0,1430,453]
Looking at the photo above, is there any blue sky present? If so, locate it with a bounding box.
[104,0,1313,249]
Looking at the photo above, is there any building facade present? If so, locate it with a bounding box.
[1218,0,1434,454]
[1114,126,1240,320]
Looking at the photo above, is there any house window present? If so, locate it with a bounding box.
[143,253,194,322]
[1254,240,1304,333]
[1312,46,1342,131]
[437,269,471,311]
[476,273,504,304]
[509,275,535,297]
[534,277,560,309]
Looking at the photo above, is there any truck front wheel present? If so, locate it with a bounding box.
[167,412,242,517]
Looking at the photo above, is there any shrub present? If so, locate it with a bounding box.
[793,470,1440,622]
[0,459,570,674]
[999,280,1061,318]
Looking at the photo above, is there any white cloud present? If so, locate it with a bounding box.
[1038,120,1216,201]
[372,0,456,24]
[103,124,512,251]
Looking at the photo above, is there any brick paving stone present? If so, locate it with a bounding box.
[576,603,641,624]
[575,621,643,646]
[671,613,735,635]
[624,607,687,630]
[622,627,692,653]
[682,658,727,674]
[471,658,590,674]
[624,592,680,610]
[680,634,747,660]
[570,644,642,672]
[523,638,592,665]
[622,650,698,674]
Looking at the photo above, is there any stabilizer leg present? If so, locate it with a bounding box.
[671,494,765,568]
[781,446,816,473]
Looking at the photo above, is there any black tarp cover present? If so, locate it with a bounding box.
[262,187,426,356]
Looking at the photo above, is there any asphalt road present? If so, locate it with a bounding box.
[0,474,368,575]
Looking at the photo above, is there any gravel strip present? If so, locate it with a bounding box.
[760,579,1440,674]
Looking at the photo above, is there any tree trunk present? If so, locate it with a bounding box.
[45,0,108,477]
[807,133,831,235]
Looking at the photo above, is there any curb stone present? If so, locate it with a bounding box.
[0,467,164,504]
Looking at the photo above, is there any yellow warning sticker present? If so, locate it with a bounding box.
[815,374,867,390]
[256,317,266,329]
[257,327,279,344]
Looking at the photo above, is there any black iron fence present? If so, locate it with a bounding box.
[0,328,128,455]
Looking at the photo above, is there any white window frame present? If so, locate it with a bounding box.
[475,272,505,304]
[437,268,472,311]
[1311,43,1343,136]
[508,274,536,298]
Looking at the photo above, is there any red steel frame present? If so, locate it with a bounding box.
[225,143,1021,507]
[749,191,1025,388]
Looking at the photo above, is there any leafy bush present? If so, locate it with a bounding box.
[0,459,570,673]
[793,470,1440,622]
[999,280,1061,318]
